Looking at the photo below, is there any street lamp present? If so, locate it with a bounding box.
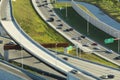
[65,3,67,17]
[87,15,89,35]
[114,31,120,54]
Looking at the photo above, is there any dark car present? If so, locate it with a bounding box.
[0,40,3,44]
[113,56,120,60]
[42,0,47,2]
[56,19,61,22]
[47,17,54,22]
[81,35,85,39]
[100,74,114,79]
[65,28,73,32]
[91,43,97,46]
[48,9,53,12]
[37,4,44,7]
[62,57,68,60]
[58,24,63,26]
[70,69,78,74]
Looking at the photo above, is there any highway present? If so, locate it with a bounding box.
[0,0,99,80]
[33,0,120,67]
[58,54,120,80]
[0,58,47,80]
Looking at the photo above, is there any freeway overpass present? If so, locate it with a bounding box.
[0,0,100,79]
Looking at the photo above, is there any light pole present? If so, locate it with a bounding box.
[66,2,68,17]
[114,31,120,54]
[117,32,120,54]
[87,15,89,35]
[76,44,79,57]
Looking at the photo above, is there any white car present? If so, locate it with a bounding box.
[105,49,113,53]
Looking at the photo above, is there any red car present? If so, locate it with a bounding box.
[91,43,97,46]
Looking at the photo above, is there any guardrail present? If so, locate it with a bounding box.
[0,59,47,80]
[71,1,120,38]
[4,0,101,79]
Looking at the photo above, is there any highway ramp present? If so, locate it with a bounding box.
[1,20,98,80]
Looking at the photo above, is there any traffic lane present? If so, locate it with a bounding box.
[37,0,120,68]
[58,54,120,80]
[0,61,33,80]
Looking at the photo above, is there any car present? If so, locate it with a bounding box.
[64,28,73,32]
[36,1,39,3]
[6,41,16,45]
[62,57,68,60]
[50,14,55,16]
[82,43,90,47]
[93,47,100,50]
[42,0,47,2]
[37,4,44,7]
[2,17,6,20]
[47,17,54,22]
[113,56,120,60]
[58,24,63,26]
[71,36,81,40]
[56,19,61,22]
[105,49,113,53]
[56,26,62,29]
[44,3,48,5]
[81,35,85,39]
[0,40,3,44]
[70,69,78,74]
[100,74,114,79]
[48,9,53,12]
[91,43,97,46]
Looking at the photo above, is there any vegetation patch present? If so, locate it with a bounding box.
[53,2,120,69]
[12,0,68,44]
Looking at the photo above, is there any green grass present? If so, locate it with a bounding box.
[68,50,120,69]
[53,3,119,53]
[53,3,120,69]
[78,4,98,19]
[12,0,68,44]
[78,0,120,22]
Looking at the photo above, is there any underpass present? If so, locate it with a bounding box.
[0,0,100,79]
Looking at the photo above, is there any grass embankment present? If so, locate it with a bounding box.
[53,3,118,52]
[78,0,120,22]
[12,0,68,44]
[53,3,120,69]
[12,0,120,69]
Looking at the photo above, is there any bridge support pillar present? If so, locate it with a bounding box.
[4,50,9,61]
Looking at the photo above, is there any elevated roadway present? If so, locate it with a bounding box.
[0,0,100,79]
[33,0,120,67]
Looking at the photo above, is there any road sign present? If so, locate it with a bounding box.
[104,38,114,44]
[66,46,73,53]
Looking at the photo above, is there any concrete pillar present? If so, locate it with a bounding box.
[0,0,9,20]
[4,50,9,61]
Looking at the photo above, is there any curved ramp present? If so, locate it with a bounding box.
[0,0,100,79]
[1,21,99,80]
